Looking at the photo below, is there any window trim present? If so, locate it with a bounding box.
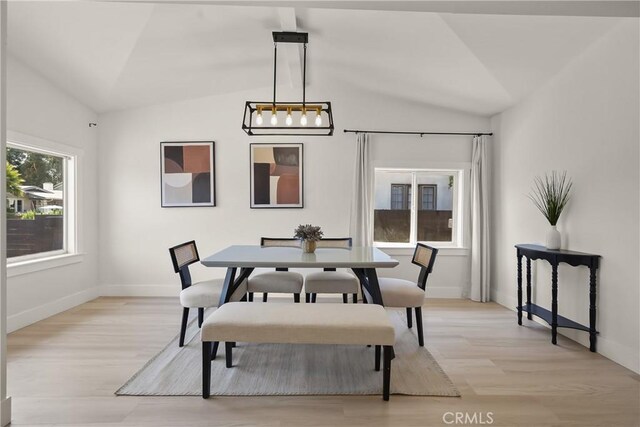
[6,131,82,268]
[7,253,84,278]
[373,165,469,250]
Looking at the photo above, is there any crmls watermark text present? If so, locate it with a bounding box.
[442,412,494,425]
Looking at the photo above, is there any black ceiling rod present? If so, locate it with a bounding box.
[343,129,493,137]
[302,43,307,109]
[272,42,277,109]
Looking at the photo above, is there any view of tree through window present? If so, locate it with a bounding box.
[6,146,65,259]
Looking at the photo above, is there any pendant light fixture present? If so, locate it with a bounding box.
[242,31,334,136]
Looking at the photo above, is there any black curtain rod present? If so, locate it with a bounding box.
[343,129,493,137]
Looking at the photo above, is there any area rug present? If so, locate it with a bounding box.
[116,309,460,397]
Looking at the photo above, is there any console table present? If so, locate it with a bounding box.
[515,244,601,352]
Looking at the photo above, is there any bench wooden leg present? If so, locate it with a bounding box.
[202,342,211,399]
[305,293,311,303]
[198,308,204,328]
[353,293,357,304]
[415,307,424,347]
[263,293,268,302]
[225,342,233,368]
[342,294,348,304]
[248,292,254,302]
[294,293,300,303]
[375,345,381,371]
[406,307,413,329]
[311,293,317,303]
[211,341,219,360]
[179,307,189,347]
[383,346,395,401]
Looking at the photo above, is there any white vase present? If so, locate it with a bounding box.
[545,225,561,250]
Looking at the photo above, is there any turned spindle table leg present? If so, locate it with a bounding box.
[551,263,558,345]
[517,252,523,325]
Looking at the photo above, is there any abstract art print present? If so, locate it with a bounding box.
[250,143,303,208]
[161,141,215,207]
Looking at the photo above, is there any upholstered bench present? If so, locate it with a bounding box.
[201,302,396,400]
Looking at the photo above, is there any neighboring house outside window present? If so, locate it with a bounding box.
[373,168,463,247]
[6,137,77,262]
[390,183,411,210]
[418,184,437,211]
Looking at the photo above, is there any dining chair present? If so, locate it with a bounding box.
[364,243,438,346]
[304,238,360,304]
[247,237,303,303]
[169,240,247,347]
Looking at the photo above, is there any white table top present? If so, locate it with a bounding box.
[201,245,399,269]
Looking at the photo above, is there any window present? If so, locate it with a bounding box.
[419,184,437,211]
[390,184,411,210]
[374,168,463,247]
[6,139,77,262]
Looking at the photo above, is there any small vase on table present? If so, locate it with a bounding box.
[294,224,323,254]
[302,240,317,254]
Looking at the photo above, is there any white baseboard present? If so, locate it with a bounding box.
[591,335,639,373]
[491,288,518,310]
[491,288,639,374]
[99,284,179,297]
[0,396,10,427]
[425,286,463,299]
[7,288,99,333]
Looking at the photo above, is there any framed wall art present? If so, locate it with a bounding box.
[250,143,303,208]
[161,141,215,207]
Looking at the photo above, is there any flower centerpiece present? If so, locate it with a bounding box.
[294,224,324,253]
[528,171,573,250]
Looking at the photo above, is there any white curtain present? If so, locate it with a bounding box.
[470,135,490,302]
[349,133,373,246]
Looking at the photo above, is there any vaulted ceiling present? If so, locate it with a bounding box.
[6,1,628,115]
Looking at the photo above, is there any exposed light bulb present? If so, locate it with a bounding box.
[256,111,263,125]
[315,111,322,127]
[300,111,307,126]
[270,111,278,126]
[286,109,293,126]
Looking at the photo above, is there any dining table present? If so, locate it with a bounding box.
[200,245,399,307]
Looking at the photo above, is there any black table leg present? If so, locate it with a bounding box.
[364,268,384,306]
[218,267,254,307]
[351,268,369,304]
[589,264,597,352]
[218,267,237,307]
[517,252,523,325]
[551,262,558,345]
[526,258,532,320]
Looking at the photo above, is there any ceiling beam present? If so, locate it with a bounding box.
[100,1,640,18]
[277,7,304,90]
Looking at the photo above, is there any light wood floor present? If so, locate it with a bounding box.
[7,297,640,427]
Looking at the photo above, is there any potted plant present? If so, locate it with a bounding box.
[294,224,324,253]
[528,171,573,250]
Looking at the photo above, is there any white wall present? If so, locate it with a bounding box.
[490,19,639,372]
[97,83,489,298]
[6,56,99,331]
